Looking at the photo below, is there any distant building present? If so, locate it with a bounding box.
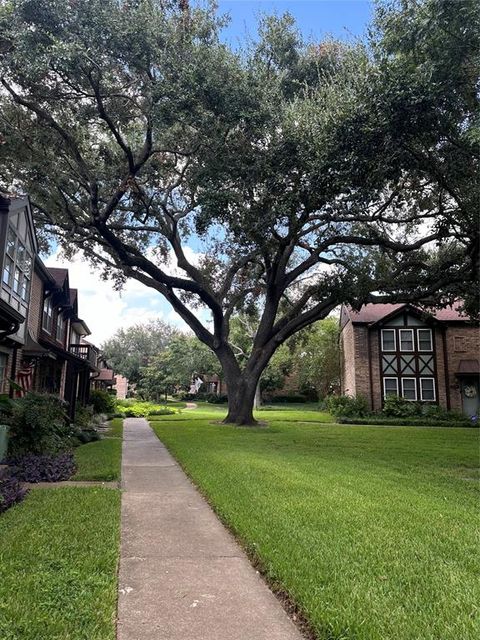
[340,302,480,415]
[113,374,129,399]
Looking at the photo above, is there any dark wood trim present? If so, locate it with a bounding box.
[378,321,439,406]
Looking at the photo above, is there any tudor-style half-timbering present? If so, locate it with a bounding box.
[379,314,438,404]
[0,195,37,344]
[340,303,480,416]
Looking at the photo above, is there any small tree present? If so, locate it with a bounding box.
[0,0,477,424]
[101,320,178,384]
[295,317,340,401]
[137,333,221,400]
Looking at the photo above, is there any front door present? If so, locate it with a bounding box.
[460,377,480,417]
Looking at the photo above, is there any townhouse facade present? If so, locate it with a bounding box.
[1,193,120,420]
[340,302,480,416]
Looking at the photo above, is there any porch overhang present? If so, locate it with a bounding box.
[455,360,480,376]
[23,330,56,359]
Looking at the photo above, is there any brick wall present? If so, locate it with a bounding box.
[445,325,480,411]
[434,328,448,409]
[353,325,374,406]
[28,270,44,339]
[114,375,129,399]
[340,320,356,396]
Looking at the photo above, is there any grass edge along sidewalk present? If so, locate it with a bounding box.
[73,418,123,482]
[0,486,121,640]
[151,408,479,640]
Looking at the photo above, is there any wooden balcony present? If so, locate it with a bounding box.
[69,343,97,366]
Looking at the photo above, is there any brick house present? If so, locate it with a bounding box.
[21,263,97,419]
[340,303,480,416]
[92,352,117,392]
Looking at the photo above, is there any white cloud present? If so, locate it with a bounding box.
[46,246,207,346]
[47,252,167,345]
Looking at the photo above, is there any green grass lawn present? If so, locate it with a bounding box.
[72,418,123,481]
[73,438,122,481]
[0,487,120,640]
[151,408,479,640]
[105,417,123,438]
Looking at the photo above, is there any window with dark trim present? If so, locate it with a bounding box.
[56,313,65,343]
[2,222,33,304]
[383,377,398,397]
[420,378,436,401]
[401,378,417,401]
[43,297,53,333]
[417,329,433,352]
[399,329,414,352]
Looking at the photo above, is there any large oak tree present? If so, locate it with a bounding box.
[0,0,478,424]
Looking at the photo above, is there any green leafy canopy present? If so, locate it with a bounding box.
[0,0,478,417]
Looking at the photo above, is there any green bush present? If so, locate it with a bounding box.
[116,398,135,408]
[381,395,422,417]
[269,395,308,404]
[74,403,94,428]
[89,389,116,414]
[7,393,72,456]
[339,415,473,427]
[326,395,370,418]
[116,401,178,417]
[205,394,228,404]
[73,427,101,444]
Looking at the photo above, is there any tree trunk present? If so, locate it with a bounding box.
[222,374,259,426]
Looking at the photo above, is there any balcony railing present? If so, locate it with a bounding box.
[69,344,97,366]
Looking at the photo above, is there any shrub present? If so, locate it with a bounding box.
[116,398,135,408]
[269,394,308,404]
[74,403,94,428]
[116,400,180,417]
[8,452,76,482]
[0,475,29,513]
[382,395,422,417]
[89,389,116,414]
[175,391,196,401]
[72,426,101,444]
[326,395,370,418]
[7,393,71,457]
[338,415,473,427]
[205,394,228,404]
[148,408,176,416]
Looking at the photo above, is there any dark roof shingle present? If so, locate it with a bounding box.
[345,301,469,324]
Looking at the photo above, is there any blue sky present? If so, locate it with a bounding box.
[218,0,373,44]
[51,1,373,345]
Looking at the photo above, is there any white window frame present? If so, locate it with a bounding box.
[401,377,417,401]
[381,329,396,352]
[417,328,433,352]
[383,377,399,398]
[420,378,436,402]
[399,329,414,352]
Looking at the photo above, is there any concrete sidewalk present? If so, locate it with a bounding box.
[117,418,303,640]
